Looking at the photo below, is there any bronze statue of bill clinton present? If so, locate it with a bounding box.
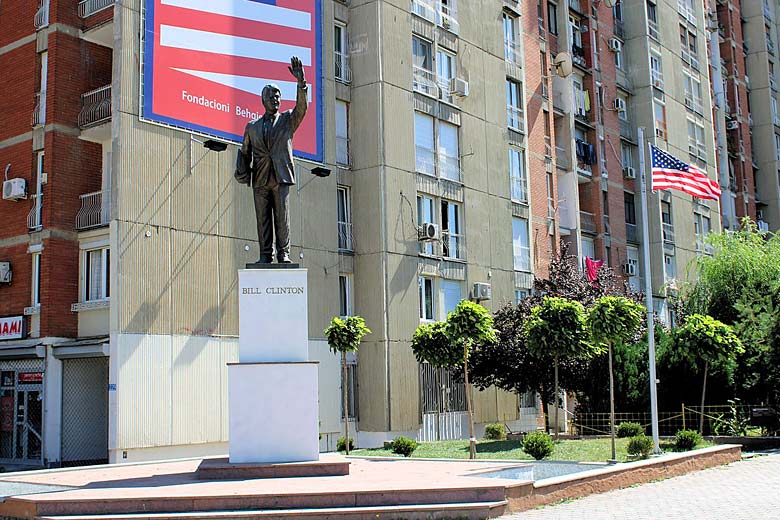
[235,57,308,264]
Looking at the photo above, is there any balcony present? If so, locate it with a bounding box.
[437,77,454,105]
[338,221,353,252]
[411,0,436,21]
[32,91,46,127]
[619,119,635,141]
[569,0,583,13]
[662,223,675,243]
[75,191,110,230]
[411,0,459,34]
[626,222,639,243]
[770,39,777,55]
[442,231,463,260]
[684,95,703,114]
[79,85,111,130]
[78,0,113,17]
[505,39,522,66]
[413,66,437,97]
[79,0,115,47]
[507,105,525,133]
[336,136,350,167]
[34,1,49,29]
[28,194,43,231]
[648,20,659,41]
[677,0,696,25]
[651,70,664,90]
[555,146,570,171]
[580,211,597,234]
[571,44,587,69]
[438,152,461,182]
[335,51,352,84]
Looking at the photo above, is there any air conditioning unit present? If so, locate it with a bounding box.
[613,97,626,112]
[608,38,622,52]
[623,263,636,276]
[0,262,11,284]
[472,282,492,301]
[452,78,470,97]
[684,97,693,109]
[418,222,440,241]
[2,178,26,201]
[623,166,636,179]
[727,120,739,130]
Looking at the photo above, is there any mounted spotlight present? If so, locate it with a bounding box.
[203,139,228,152]
[311,166,331,178]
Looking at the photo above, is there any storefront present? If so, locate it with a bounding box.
[0,358,45,466]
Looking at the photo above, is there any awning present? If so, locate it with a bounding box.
[0,339,45,359]
[51,336,109,359]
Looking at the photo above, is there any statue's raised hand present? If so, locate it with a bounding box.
[289,56,306,85]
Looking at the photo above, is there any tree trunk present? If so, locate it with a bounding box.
[608,341,617,461]
[553,356,559,440]
[699,361,709,435]
[463,341,476,459]
[342,351,350,455]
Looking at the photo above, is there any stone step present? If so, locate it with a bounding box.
[27,486,508,517]
[36,500,508,520]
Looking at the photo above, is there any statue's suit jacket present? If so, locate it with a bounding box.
[236,83,308,187]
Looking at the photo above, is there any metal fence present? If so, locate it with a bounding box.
[418,363,467,441]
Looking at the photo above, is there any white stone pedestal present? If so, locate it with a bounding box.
[228,268,320,465]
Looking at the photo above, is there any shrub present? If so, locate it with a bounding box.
[627,435,654,459]
[484,423,507,440]
[390,436,418,457]
[336,437,354,452]
[675,429,703,451]
[616,422,644,438]
[522,431,554,460]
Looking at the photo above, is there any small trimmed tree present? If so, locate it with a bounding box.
[445,300,497,459]
[671,314,743,434]
[324,316,371,455]
[525,297,595,438]
[588,296,645,460]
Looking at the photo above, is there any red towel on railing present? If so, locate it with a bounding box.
[585,257,603,282]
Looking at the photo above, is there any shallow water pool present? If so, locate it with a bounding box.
[475,461,606,481]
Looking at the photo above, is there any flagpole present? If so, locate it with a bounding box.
[637,127,661,454]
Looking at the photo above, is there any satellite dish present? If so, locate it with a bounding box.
[554,52,573,78]
[603,0,617,8]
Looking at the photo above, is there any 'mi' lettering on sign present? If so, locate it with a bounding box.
[0,316,24,340]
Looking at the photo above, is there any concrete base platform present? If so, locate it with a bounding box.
[197,456,350,479]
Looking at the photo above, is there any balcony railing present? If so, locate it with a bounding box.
[411,0,436,21]
[75,190,110,230]
[626,222,639,243]
[413,66,437,97]
[651,70,664,90]
[510,176,528,204]
[442,231,463,260]
[619,119,634,140]
[571,44,587,68]
[505,39,522,65]
[416,146,435,176]
[32,91,46,127]
[78,85,111,129]
[507,105,525,133]
[555,146,570,171]
[438,152,461,182]
[78,0,114,18]
[28,194,43,231]
[436,1,459,34]
[580,211,597,234]
[663,222,675,243]
[569,0,583,13]
[648,20,659,41]
[538,17,546,39]
[335,51,352,84]
[769,39,776,55]
[34,1,50,29]
[336,136,350,166]
[338,221,353,252]
[437,77,454,104]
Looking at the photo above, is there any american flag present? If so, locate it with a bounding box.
[142,0,321,161]
[650,145,721,200]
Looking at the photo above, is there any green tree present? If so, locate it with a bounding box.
[588,296,646,459]
[411,321,463,440]
[445,300,497,459]
[670,314,743,433]
[324,316,371,455]
[525,297,597,438]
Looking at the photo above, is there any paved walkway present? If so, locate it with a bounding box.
[502,452,780,519]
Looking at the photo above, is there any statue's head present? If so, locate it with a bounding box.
[261,84,282,115]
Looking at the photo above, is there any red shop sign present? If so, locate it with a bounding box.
[18,372,43,384]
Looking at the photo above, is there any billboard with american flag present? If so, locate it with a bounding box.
[141,0,323,162]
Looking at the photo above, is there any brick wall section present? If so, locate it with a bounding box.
[0,142,38,237]
[0,43,38,141]
[0,244,33,327]
[0,0,38,48]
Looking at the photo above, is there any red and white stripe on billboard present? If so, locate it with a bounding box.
[141,0,322,161]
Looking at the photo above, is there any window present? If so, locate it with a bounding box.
[573,75,587,117]
[683,73,703,113]
[337,186,352,252]
[85,247,110,302]
[621,143,633,168]
[775,133,780,161]
[547,172,555,219]
[335,100,349,166]
[504,11,520,64]
[415,112,435,175]
[334,23,350,84]
[626,246,640,291]
[441,279,462,315]
[773,97,780,126]
[664,254,677,280]
[662,200,674,242]
[438,121,460,181]
[417,194,436,255]
[32,253,41,307]
[412,36,435,96]
[338,274,352,317]
[512,217,531,272]
[647,2,659,40]
[540,51,549,98]
[615,46,624,70]
[515,289,530,305]
[419,276,435,321]
[437,50,456,104]
[548,1,558,34]
[441,200,463,259]
[679,26,698,68]
[654,101,667,140]
[624,192,636,225]
[520,390,538,409]
[650,52,664,89]
[617,92,628,120]
[507,80,525,131]
[694,212,711,238]
[35,51,47,126]
[341,360,358,420]
[568,15,582,49]
[509,148,528,203]
[614,0,623,23]
[687,120,706,163]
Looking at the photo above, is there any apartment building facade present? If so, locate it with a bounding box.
[0,0,771,468]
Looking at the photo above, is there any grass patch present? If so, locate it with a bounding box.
[351,437,714,463]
